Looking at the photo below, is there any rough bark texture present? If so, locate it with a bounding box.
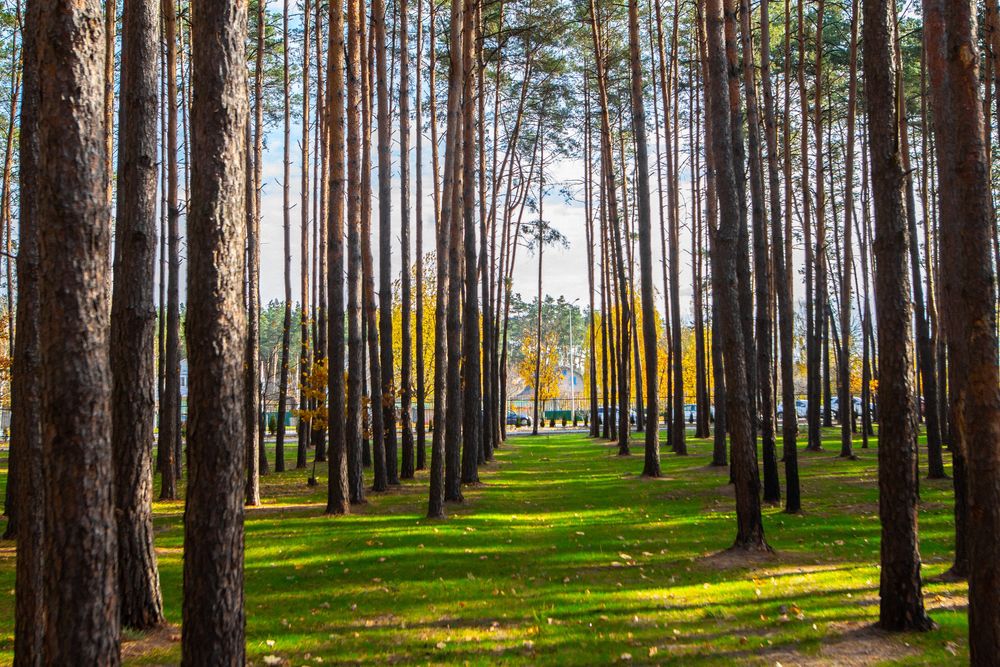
[12,2,44,660]
[863,0,932,633]
[927,0,1000,657]
[326,0,351,515]
[346,0,366,505]
[703,0,768,551]
[275,0,293,474]
[111,0,165,631]
[182,0,249,661]
[461,0,481,484]
[36,1,120,661]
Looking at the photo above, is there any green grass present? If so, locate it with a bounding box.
[0,428,969,665]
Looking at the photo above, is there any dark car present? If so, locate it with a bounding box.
[506,411,531,427]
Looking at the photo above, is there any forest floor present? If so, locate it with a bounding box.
[0,428,969,665]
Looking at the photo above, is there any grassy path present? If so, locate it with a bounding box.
[0,430,969,664]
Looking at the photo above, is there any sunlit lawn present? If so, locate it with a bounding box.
[0,426,969,664]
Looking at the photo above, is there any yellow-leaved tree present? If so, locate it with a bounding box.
[517,329,561,406]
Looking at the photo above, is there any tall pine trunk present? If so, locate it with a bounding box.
[36,0,119,659]
[111,0,165,630]
[183,0,250,658]
[863,0,932,632]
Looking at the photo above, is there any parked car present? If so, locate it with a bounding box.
[681,403,715,423]
[776,399,808,419]
[831,396,857,419]
[506,411,531,427]
[596,407,636,426]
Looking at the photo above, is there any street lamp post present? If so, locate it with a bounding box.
[569,297,580,426]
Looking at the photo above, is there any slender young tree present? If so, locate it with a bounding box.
[298,0,312,470]
[159,0,180,501]
[111,0,165,630]
[838,0,858,461]
[414,0,427,471]
[399,0,415,479]
[863,0,933,632]
[36,0,119,660]
[276,0,293,473]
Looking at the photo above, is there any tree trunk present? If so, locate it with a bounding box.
[863,0,933,632]
[703,0,769,552]
[414,0,427,470]
[373,0,399,486]
[111,0,165,630]
[183,0,249,659]
[399,0,415,479]
[927,0,1000,656]
[158,0,180,501]
[276,0,293,474]
[298,0,312,471]
[346,0,367,505]
[36,0,119,660]
[627,0,659,478]
[460,0,481,484]
[12,2,44,658]
[326,0,351,515]
[429,0,464,519]
[738,0,778,502]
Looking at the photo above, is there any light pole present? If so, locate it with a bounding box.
[569,297,580,426]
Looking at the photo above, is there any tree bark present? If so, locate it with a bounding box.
[703,0,769,551]
[399,0,415,479]
[36,0,120,660]
[111,0,165,630]
[927,0,1000,656]
[12,1,45,659]
[863,0,933,632]
[326,0,351,515]
[183,1,249,661]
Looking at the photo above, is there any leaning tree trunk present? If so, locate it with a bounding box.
[863,0,933,632]
[183,0,249,660]
[111,0,165,631]
[36,0,119,660]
